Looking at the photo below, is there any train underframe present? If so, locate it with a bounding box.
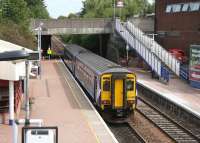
[99,107,134,123]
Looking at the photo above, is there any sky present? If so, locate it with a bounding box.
[44,0,84,18]
[44,0,154,18]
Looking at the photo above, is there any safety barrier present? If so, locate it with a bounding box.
[125,21,180,77]
[180,65,189,81]
[115,19,165,78]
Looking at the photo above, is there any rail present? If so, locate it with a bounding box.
[108,122,146,143]
[137,83,200,140]
[137,96,200,143]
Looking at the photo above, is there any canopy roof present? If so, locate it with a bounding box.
[0,40,33,81]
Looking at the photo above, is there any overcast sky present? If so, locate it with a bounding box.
[44,0,154,18]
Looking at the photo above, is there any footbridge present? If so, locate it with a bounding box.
[31,18,113,35]
[31,18,182,81]
[115,19,181,81]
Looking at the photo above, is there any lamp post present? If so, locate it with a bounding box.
[113,0,116,20]
[117,0,124,19]
[35,22,43,79]
[149,33,158,41]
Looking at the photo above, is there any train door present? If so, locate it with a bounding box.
[114,79,124,108]
[94,76,97,102]
[101,74,112,109]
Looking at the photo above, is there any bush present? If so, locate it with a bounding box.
[0,20,36,49]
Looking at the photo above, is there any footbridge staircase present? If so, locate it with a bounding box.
[115,19,181,81]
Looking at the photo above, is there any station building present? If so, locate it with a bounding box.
[155,0,200,56]
[0,40,32,124]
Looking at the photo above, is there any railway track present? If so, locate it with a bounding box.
[108,122,146,143]
[137,96,200,143]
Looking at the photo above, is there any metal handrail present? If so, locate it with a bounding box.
[115,19,162,77]
[125,20,180,76]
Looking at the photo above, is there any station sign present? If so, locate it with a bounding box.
[22,126,58,143]
[189,45,200,88]
[117,0,124,8]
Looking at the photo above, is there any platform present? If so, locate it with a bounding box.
[130,68,200,119]
[0,60,118,143]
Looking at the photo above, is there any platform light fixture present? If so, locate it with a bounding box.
[35,22,44,80]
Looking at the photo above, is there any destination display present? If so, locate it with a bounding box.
[189,45,200,88]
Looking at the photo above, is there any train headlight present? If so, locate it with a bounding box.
[101,100,111,105]
[127,100,134,104]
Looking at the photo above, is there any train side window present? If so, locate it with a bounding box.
[126,80,134,91]
[103,80,110,91]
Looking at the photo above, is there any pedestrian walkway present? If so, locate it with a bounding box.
[130,68,200,118]
[0,60,117,143]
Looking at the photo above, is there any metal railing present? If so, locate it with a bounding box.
[115,19,163,77]
[125,21,180,76]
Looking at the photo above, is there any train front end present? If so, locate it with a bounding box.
[100,72,136,117]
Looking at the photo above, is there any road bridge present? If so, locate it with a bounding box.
[31,18,113,35]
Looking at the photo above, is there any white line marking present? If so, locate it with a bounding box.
[58,60,119,143]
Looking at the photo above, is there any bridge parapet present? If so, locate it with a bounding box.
[31,18,113,35]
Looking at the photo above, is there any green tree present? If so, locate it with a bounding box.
[1,0,30,28]
[68,13,78,19]
[25,0,49,18]
[0,0,49,49]
[81,0,153,19]
[57,15,67,19]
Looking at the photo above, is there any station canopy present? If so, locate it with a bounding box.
[0,40,33,81]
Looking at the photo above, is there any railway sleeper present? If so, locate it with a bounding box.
[153,120,170,123]
[160,127,180,131]
[174,138,198,142]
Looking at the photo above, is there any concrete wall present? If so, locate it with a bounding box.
[41,28,112,35]
[129,15,155,33]
[31,18,113,35]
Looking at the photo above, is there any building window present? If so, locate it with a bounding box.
[126,80,134,91]
[166,5,172,13]
[182,3,189,12]
[166,2,200,13]
[189,2,200,12]
[172,4,182,12]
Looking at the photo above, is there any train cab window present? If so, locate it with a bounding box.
[126,80,134,91]
[103,80,110,91]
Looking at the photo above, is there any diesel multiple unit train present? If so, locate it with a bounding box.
[63,44,137,117]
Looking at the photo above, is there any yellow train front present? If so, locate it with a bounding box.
[101,72,136,117]
[63,44,136,118]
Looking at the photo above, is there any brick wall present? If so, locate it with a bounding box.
[0,80,23,113]
[155,0,200,56]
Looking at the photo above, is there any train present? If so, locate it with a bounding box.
[63,44,137,117]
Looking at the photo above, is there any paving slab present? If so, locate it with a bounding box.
[0,60,117,143]
[130,68,200,118]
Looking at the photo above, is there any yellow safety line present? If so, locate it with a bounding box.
[56,61,101,143]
